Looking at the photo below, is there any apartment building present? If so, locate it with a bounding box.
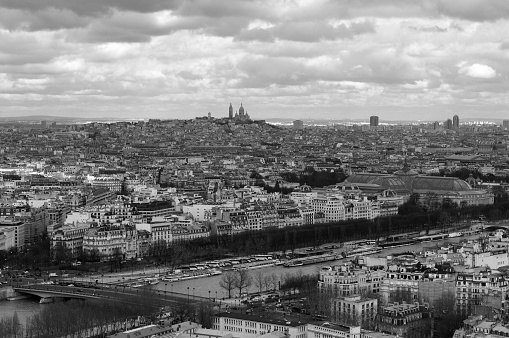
[51,222,91,259]
[312,196,346,222]
[376,303,432,338]
[456,268,509,316]
[319,265,385,296]
[213,312,307,338]
[332,295,378,327]
[82,225,137,261]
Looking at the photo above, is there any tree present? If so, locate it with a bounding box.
[438,211,450,233]
[109,248,123,271]
[234,269,253,297]
[250,171,262,179]
[433,292,465,338]
[254,271,265,293]
[196,302,214,328]
[219,271,236,298]
[424,192,440,212]
[264,273,278,291]
[53,245,72,265]
[88,248,101,262]
[307,286,335,320]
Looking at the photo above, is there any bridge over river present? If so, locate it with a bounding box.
[14,283,209,305]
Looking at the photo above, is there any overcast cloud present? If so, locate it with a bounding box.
[0,0,508,120]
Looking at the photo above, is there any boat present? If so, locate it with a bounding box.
[144,277,160,286]
[283,260,304,267]
[232,259,278,271]
[345,246,382,258]
[283,253,339,267]
[448,232,463,238]
[7,295,32,301]
[415,233,449,242]
[131,282,144,288]
[379,238,417,248]
[39,298,54,304]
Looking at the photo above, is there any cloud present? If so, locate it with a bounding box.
[0,8,90,31]
[459,63,497,78]
[235,19,375,43]
[0,0,182,17]
[234,28,275,42]
[177,71,202,80]
[0,0,509,119]
[436,0,509,22]
[272,20,375,42]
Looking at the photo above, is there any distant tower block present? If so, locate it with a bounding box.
[293,120,304,130]
[503,120,509,130]
[370,116,379,127]
[453,115,459,128]
[228,103,233,119]
[444,119,453,130]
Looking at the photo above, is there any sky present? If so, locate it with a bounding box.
[1,0,509,121]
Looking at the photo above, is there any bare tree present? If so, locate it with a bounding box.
[234,269,253,297]
[264,273,279,291]
[254,271,265,293]
[219,270,236,298]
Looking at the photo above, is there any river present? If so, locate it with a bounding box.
[0,296,42,324]
[0,233,479,321]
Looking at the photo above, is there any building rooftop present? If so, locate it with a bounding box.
[216,312,307,327]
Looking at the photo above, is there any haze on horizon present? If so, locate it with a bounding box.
[0,0,508,121]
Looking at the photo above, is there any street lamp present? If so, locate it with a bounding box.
[209,290,211,302]
[193,287,195,298]
[165,283,167,300]
[187,287,189,303]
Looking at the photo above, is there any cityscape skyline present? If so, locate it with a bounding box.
[1,1,509,120]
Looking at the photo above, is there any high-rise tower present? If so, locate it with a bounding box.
[453,115,459,128]
[370,116,379,127]
[228,103,233,119]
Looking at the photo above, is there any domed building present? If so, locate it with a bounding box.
[409,176,492,206]
[343,162,494,207]
[393,160,419,190]
[228,103,250,121]
[344,173,410,195]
